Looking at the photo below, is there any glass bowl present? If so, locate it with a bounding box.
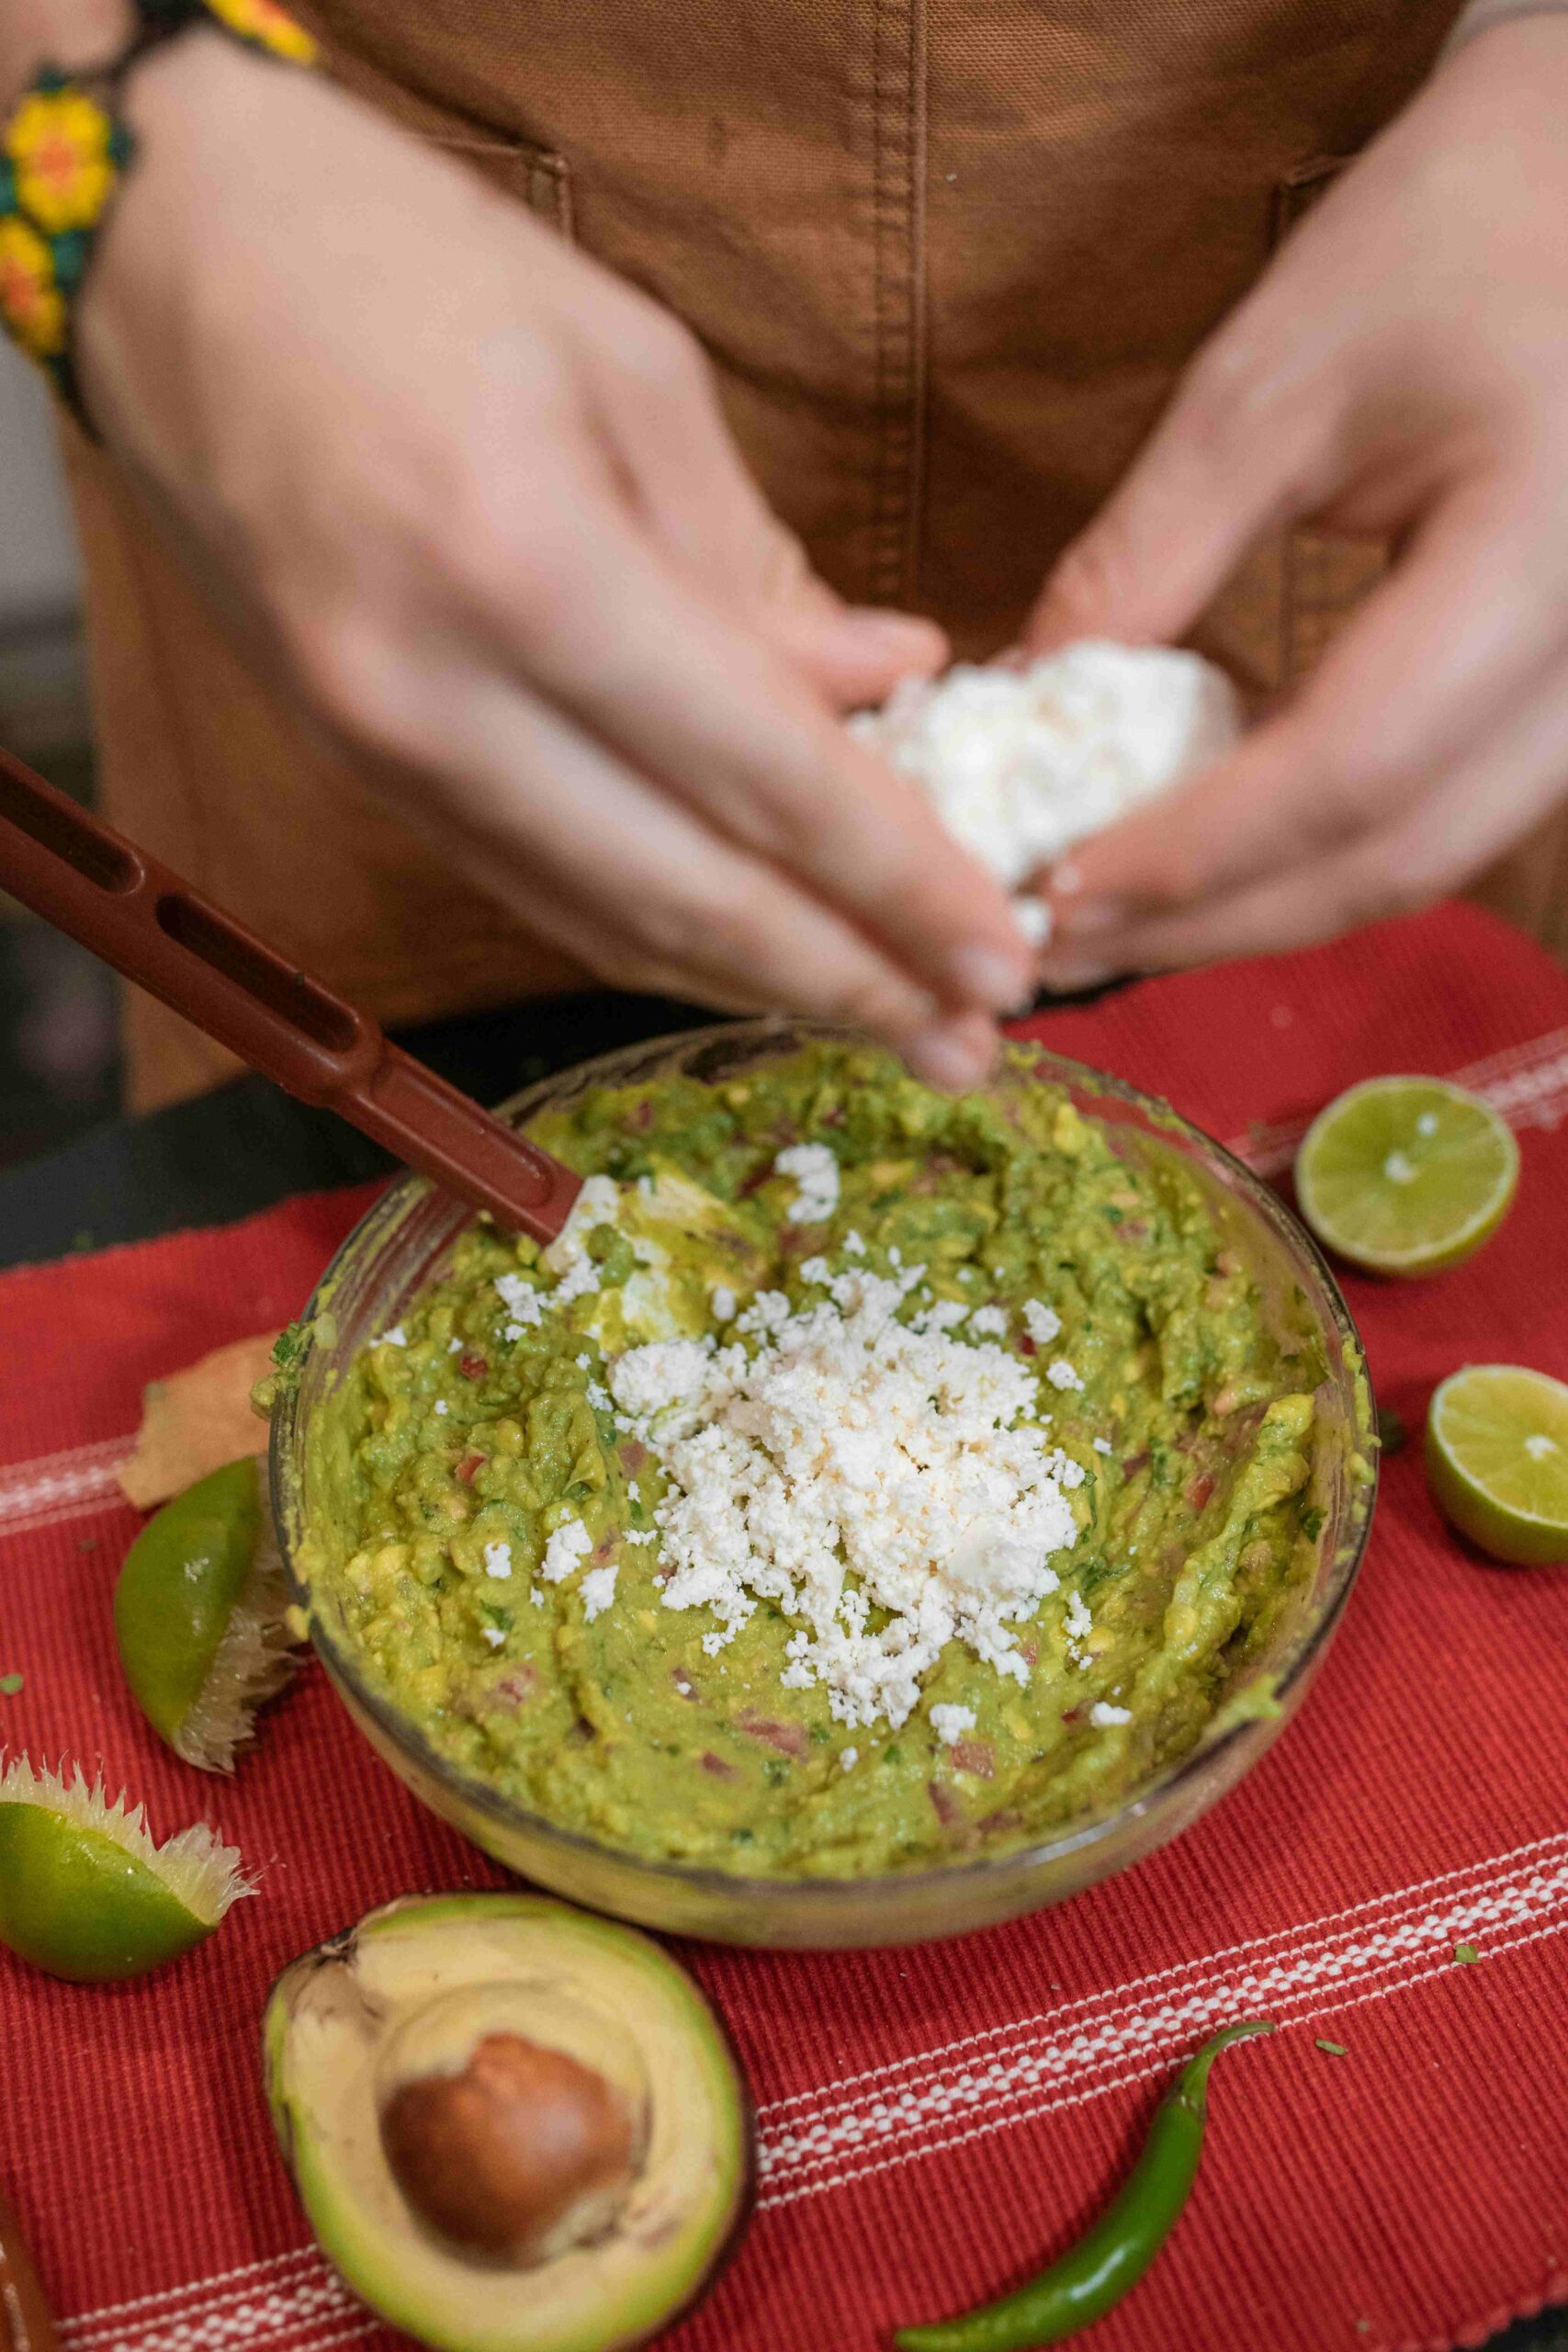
[270,1022,1375,1950]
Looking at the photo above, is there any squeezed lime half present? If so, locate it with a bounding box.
[1427,1364,1568,1567]
[116,1457,298,1772]
[0,1758,251,1980]
[1295,1077,1517,1276]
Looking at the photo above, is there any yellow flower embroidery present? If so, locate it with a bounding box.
[5,88,119,237]
[0,215,66,359]
[204,0,320,64]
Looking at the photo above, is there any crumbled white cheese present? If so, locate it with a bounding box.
[625,1529,660,1545]
[542,1172,621,1274]
[841,1746,859,1770]
[969,1305,1008,1339]
[1065,1590,1092,1643]
[434,1400,448,1417]
[480,1626,505,1648]
[553,1256,602,1306]
[912,1298,970,1334]
[609,1267,1076,1731]
[1022,1300,1062,1347]
[798,1257,831,1286]
[482,1540,513,1581]
[1090,1701,1131,1726]
[1091,1436,1111,1454]
[608,1340,717,1432]
[494,1273,543,1328]
[541,1519,592,1584]
[1046,1360,1084,1392]
[779,1628,813,1690]
[843,1229,867,1257]
[580,1563,618,1623]
[735,1289,795,1341]
[773,1141,840,1225]
[1047,1447,1082,1490]
[710,1284,738,1324]
[850,639,1241,891]
[447,1336,463,1353]
[377,1326,407,1348]
[930,1702,977,1747]
[1013,894,1053,948]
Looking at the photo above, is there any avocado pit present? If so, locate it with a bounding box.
[378,1989,648,2267]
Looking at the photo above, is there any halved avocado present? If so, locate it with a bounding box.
[262,1893,753,2352]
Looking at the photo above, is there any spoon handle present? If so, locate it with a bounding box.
[0,745,581,1244]
[0,2190,57,2352]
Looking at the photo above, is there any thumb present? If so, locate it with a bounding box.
[767,577,948,710]
[1022,334,1314,656]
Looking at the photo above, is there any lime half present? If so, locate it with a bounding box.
[0,1758,252,1981]
[1427,1365,1568,1566]
[1295,1077,1517,1276]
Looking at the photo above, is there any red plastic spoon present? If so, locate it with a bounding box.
[0,743,581,1245]
[0,2188,58,2352]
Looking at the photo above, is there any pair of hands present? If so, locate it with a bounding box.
[76,16,1568,1080]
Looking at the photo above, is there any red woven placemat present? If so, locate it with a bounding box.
[4,900,1568,2352]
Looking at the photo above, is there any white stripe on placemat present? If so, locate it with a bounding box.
[58,1827,1568,2349]
[60,2278,369,2352]
[0,1437,134,1537]
[755,1828,1568,2207]
[1229,1023,1568,1177]
[54,2247,324,2334]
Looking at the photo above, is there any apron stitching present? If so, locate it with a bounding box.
[869,0,891,602]
[905,0,929,609]
[869,0,923,607]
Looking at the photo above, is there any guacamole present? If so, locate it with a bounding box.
[302,1041,1323,1877]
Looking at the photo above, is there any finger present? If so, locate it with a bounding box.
[467,484,1034,1018]
[355,642,1003,1088]
[1039,661,1568,981]
[1043,492,1567,944]
[1021,311,1323,654]
[586,309,947,704]
[769,591,948,713]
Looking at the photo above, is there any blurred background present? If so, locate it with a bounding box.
[0,342,119,1170]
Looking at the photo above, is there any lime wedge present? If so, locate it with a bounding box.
[116,1458,299,1772]
[0,1758,252,1980]
[1294,1077,1517,1276]
[1427,1364,1568,1566]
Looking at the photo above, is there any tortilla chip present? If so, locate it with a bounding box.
[118,1331,283,1511]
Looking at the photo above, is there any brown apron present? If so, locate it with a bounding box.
[62,0,1567,1109]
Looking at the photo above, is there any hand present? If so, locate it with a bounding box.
[1023,16,1568,988]
[78,35,1035,1084]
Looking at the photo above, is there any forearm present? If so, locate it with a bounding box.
[2,0,134,102]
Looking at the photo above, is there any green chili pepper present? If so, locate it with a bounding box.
[893,2019,1275,2352]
